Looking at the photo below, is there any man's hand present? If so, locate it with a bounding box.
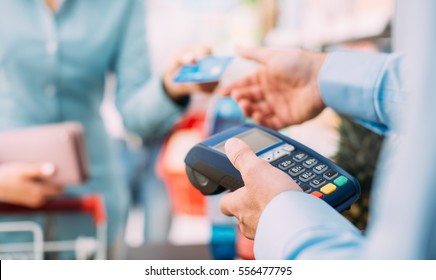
[0,162,64,208]
[220,47,327,130]
[163,46,218,99]
[220,138,302,239]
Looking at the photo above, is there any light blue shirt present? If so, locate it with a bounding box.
[0,0,186,249]
[254,0,436,259]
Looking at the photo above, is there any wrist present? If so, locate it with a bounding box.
[162,79,191,107]
[311,52,328,112]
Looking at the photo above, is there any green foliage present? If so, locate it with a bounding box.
[333,116,384,230]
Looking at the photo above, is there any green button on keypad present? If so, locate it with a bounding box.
[333,175,348,186]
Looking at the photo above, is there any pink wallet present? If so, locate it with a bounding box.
[0,122,89,185]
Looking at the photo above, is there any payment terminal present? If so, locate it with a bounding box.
[185,124,361,212]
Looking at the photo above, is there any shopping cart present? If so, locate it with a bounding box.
[0,195,107,260]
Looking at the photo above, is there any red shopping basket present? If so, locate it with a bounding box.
[157,112,207,216]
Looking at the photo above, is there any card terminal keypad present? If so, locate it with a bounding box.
[260,143,349,197]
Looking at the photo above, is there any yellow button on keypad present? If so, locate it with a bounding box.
[320,183,337,195]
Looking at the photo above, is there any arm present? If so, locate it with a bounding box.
[113,0,186,139]
[255,48,432,259]
[219,48,410,259]
[113,1,217,139]
[320,51,406,134]
[220,47,407,135]
[220,138,364,259]
[254,191,363,259]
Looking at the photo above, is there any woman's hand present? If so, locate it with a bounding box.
[163,46,219,99]
[0,162,64,208]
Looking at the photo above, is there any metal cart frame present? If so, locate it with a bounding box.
[0,195,107,260]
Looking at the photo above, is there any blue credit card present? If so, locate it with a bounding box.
[173,56,233,83]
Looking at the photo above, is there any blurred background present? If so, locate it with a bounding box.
[98,0,394,259]
[0,0,394,260]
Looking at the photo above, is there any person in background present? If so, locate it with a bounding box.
[0,0,216,258]
[218,0,436,259]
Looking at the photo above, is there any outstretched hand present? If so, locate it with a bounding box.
[220,47,327,130]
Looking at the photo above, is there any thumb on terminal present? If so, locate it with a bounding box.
[225,138,261,174]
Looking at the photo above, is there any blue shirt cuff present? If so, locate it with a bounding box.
[254,191,362,259]
[319,51,390,133]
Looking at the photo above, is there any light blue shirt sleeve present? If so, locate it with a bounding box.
[255,51,407,259]
[319,51,407,135]
[114,0,186,138]
[255,192,363,259]
[254,13,436,259]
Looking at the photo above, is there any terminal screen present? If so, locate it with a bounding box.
[213,128,281,154]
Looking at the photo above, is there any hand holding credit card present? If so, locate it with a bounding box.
[173,56,233,84]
